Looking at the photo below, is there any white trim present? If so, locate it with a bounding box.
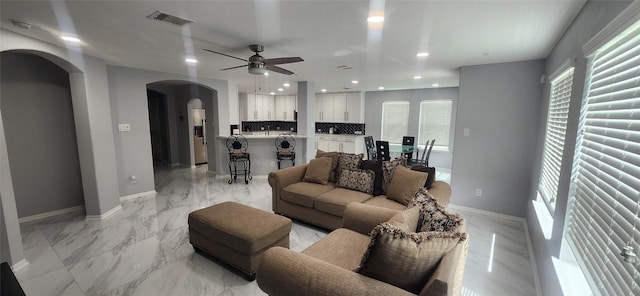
[523,219,543,296]
[85,205,122,221]
[11,259,29,271]
[18,206,85,223]
[170,163,181,167]
[119,190,156,202]
[447,204,525,222]
[583,0,640,57]
[548,58,575,82]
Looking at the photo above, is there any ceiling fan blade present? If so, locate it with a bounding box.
[220,65,247,71]
[203,49,248,62]
[264,57,304,65]
[266,65,294,75]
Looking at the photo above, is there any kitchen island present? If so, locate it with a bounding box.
[217,133,308,176]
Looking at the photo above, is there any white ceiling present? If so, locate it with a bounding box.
[1,0,585,95]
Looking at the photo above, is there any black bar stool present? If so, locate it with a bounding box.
[226,135,252,184]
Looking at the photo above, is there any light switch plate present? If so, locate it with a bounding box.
[118,124,131,132]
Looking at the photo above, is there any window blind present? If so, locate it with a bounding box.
[418,100,453,150]
[565,20,640,296]
[381,101,410,144]
[539,67,574,211]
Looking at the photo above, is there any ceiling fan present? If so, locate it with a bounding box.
[204,44,303,75]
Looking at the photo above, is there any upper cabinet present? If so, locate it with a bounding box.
[316,92,362,123]
[275,95,297,121]
[245,94,275,121]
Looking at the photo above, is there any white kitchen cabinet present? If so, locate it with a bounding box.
[275,95,296,121]
[314,135,364,154]
[316,92,361,123]
[246,94,275,121]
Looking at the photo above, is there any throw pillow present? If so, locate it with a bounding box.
[381,158,405,194]
[406,187,438,209]
[315,149,339,182]
[386,166,429,206]
[336,169,375,195]
[360,160,383,195]
[410,165,436,189]
[336,152,364,178]
[355,222,467,294]
[418,198,465,233]
[303,157,333,185]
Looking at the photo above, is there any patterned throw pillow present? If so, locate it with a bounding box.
[336,169,375,194]
[381,158,405,194]
[336,153,364,178]
[406,187,437,209]
[410,192,464,233]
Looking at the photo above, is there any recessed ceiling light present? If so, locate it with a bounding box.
[61,35,81,43]
[367,16,385,23]
[432,83,440,87]
[416,52,429,58]
[270,92,275,95]
[413,75,422,80]
[283,83,290,87]
[321,89,327,92]
[264,72,269,76]
[278,88,284,92]
[378,86,385,90]
[185,58,198,64]
[351,80,359,84]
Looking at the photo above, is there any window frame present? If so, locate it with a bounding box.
[417,99,454,152]
[380,101,410,144]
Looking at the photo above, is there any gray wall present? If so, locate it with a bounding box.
[363,87,458,169]
[452,60,544,217]
[0,52,84,217]
[527,1,632,296]
[0,111,24,266]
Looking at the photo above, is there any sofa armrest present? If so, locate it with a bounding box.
[268,164,308,213]
[420,236,469,296]
[257,247,414,296]
[429,181,452,207]
[342,203,400,235]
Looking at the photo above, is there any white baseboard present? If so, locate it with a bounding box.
[18,206,85,223]
[523,219,543,296]
[85,205,122,221]
[11,259,29,271]
[120,190,156,202]
[448,204,525,222]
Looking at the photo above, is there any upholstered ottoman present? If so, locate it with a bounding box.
[188,201,292,280]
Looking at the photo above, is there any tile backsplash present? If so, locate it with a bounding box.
[315,122,365,135]
[242,121,297,133]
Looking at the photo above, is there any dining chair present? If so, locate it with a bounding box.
[424,139,436,166]
[364,136,376,160]
[402,136,415,161]
[375,140,391,161]
[408,139,432,167]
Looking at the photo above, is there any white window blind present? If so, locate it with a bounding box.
[565,20,640,296]
[538,67,574,211]
[418,100,453,150]
[381,101,409,144]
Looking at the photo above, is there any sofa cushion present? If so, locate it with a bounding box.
[281,182,335,208]
[336,152,364,178]
[360,159,384,195]
[336,169,375,194]
[382,158,405,194]
[361,196,406,211]
[386,166,429,206]
[356,211,467,294]
[303,157,334,185]
[410,165,436,189]
[314,188,373,217]
[316,149,339,182]
[302,228,371,270]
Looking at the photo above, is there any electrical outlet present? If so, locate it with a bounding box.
[475,188,482,197]
[271,161,275,167]
[129,175,137,184]
[464,128,470,137]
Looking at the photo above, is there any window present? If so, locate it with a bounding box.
[381,101,409,144]
[538,67,575,212]
[565,19,640,296]
[417,100,453,150]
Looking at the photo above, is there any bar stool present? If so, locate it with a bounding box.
[226,135,252,184]
[275,133,296,169]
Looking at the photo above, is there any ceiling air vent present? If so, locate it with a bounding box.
[146,10,193,26]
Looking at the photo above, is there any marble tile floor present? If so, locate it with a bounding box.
[15,166,537,296]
